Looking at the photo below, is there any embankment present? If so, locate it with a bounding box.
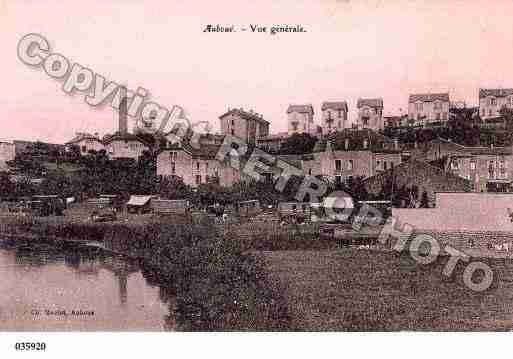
[0,215,294,331]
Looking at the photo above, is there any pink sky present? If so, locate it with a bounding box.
[2,0,513,143]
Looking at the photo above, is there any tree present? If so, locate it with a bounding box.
[279,133,317,155]
[0,172,14,198]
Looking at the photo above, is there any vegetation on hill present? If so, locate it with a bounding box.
[279,133,318,155]
[384,109,513,147]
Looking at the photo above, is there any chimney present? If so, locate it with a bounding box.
[118,86,128,135]
[344,138,349,150]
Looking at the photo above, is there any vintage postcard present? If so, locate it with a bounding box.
[1,0,513,355]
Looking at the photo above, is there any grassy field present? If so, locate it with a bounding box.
[262,249,513,331]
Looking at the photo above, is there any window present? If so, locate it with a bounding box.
[347,160,354,171]
[195,175,201,184]
[206,162,209,171]
[376,160,381,170]
[302,204,307,212]
[436,113,441,121]
[327,111,332,120]
[490,98,497,106]
[451,160,459,170]
[308,168,312,176]
[81,146,86,152]
[335,176,342,185]
[335,160,342,172]
[231,119,235,126]
[231,128,235,135]
[338,110,342,118]
[500,159,506,178]
[384,162,388,170]
[442,112,448,120]
[292,204,297,211]
[196,162,200,171]
[488,161,495,179]
[434,101,442,110]
[470,160,476,170]
[171,162,175,174]
[415,103,423,111]
[292,122,298,131]
[489,109,493,116]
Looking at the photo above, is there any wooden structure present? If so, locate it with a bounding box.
[152,199,191,215]
[126,195,154,214]
[30,195,65,216]
[236,200,262,217]
[277,202,311,223]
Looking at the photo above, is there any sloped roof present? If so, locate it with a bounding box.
[103,133,151,147]
[313,129,396,153]
[409,93,450,103]
[287,104,314,114]
[321,101,348,112]
[126,195,153,207]
[479,88,513,98]
[363,159,472,191]
[357,98,383,109]
[219,108,269,124]
[65,134,102,145]
[429,137,512,156]
[164,142,221,160]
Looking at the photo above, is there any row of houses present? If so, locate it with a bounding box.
[64,132,150,160]
[278,88,513,136]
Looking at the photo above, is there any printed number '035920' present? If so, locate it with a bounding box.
[15,342,47,351]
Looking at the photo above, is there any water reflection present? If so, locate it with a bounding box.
[0,241,176,331]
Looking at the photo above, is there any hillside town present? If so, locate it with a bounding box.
[3,88,513,206]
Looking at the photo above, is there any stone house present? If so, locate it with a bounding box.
[287,104,314,136]
[104,133,150,160]
[420,137,513,192]
[65,132,105,155]
[479,88,513,120]
[356,98,383,131]
[320,101,349,135]
[156,143,242,188]
[309,129,402,184]
[408,93,450,126]
[219,108,269,145]
[363,159,472,206]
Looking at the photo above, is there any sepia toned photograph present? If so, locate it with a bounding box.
[2,1,513,349]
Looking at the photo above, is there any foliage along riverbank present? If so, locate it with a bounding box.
[0,216,294,331]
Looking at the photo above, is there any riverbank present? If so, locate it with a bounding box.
[0,215,294,331]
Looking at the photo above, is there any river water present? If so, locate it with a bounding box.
[0,241,175,331]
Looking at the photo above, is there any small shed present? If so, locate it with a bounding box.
[126,195,154,214]
[236,200,262,217]
[278,202,311,223]
[30,195,65,216]
[152,199,191,215]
